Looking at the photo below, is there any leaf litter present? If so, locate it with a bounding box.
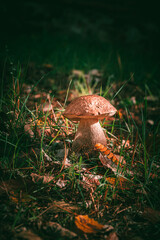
[0,63,160,240]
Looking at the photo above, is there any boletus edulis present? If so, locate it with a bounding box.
[63,95,117,153]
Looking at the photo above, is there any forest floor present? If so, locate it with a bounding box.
[0,1,160,239]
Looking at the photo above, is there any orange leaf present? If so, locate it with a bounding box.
[106,176,130,190]
[106,177,116,186]
[95,143,121,166]
[75,215,104,233]
[117,109,123,119]
[94,143,103,149]
[9,191,32,204]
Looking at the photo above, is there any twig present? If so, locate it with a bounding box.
[60,140,67,172]
[90,187,98,212]
[116,206,132,215]
[37,202,77,219]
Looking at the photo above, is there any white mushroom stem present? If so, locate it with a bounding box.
[72,118,107,152]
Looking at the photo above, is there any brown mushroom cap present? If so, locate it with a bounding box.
[63,95,117,120]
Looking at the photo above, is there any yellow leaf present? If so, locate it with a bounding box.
[75,215,104,233]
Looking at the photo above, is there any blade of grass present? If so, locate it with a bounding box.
[63,78,72,108]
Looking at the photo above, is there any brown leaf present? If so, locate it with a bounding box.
[24,124,34,138]
[31,173,54,184]
[48,200,79,213]
[99,153,119,173]
[15,230,42,240]
[40,102,53,112]
[56,179,68,188]
[0,178,34,204]
[82,174,101,187]
[107,231,119,240]
[75,215,104,233]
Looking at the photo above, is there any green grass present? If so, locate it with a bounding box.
[0,25,160,240]
[2,32,160,95]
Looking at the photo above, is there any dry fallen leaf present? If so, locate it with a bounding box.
[106,177,130,190]
[99,153,119,173]
[24,123,34,138]
[95,143,124,167]
[47,200,79,213]
[117,109,123,119]
[43,221,77,239]
[40,102,53,112]
[75,215,104,233]
[56,179,68,188]
[107,231,119,240]
[82,174,101,187]
[15,230,42,240]
[31,173,55,184]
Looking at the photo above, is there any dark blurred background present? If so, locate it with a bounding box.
[0,0,160,91]
[1,0,159,41]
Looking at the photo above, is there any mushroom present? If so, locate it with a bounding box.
[63,95,117,153]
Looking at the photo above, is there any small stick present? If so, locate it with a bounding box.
[90,188,98,212]
[60,140,67,172]
[37,202,77,218]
